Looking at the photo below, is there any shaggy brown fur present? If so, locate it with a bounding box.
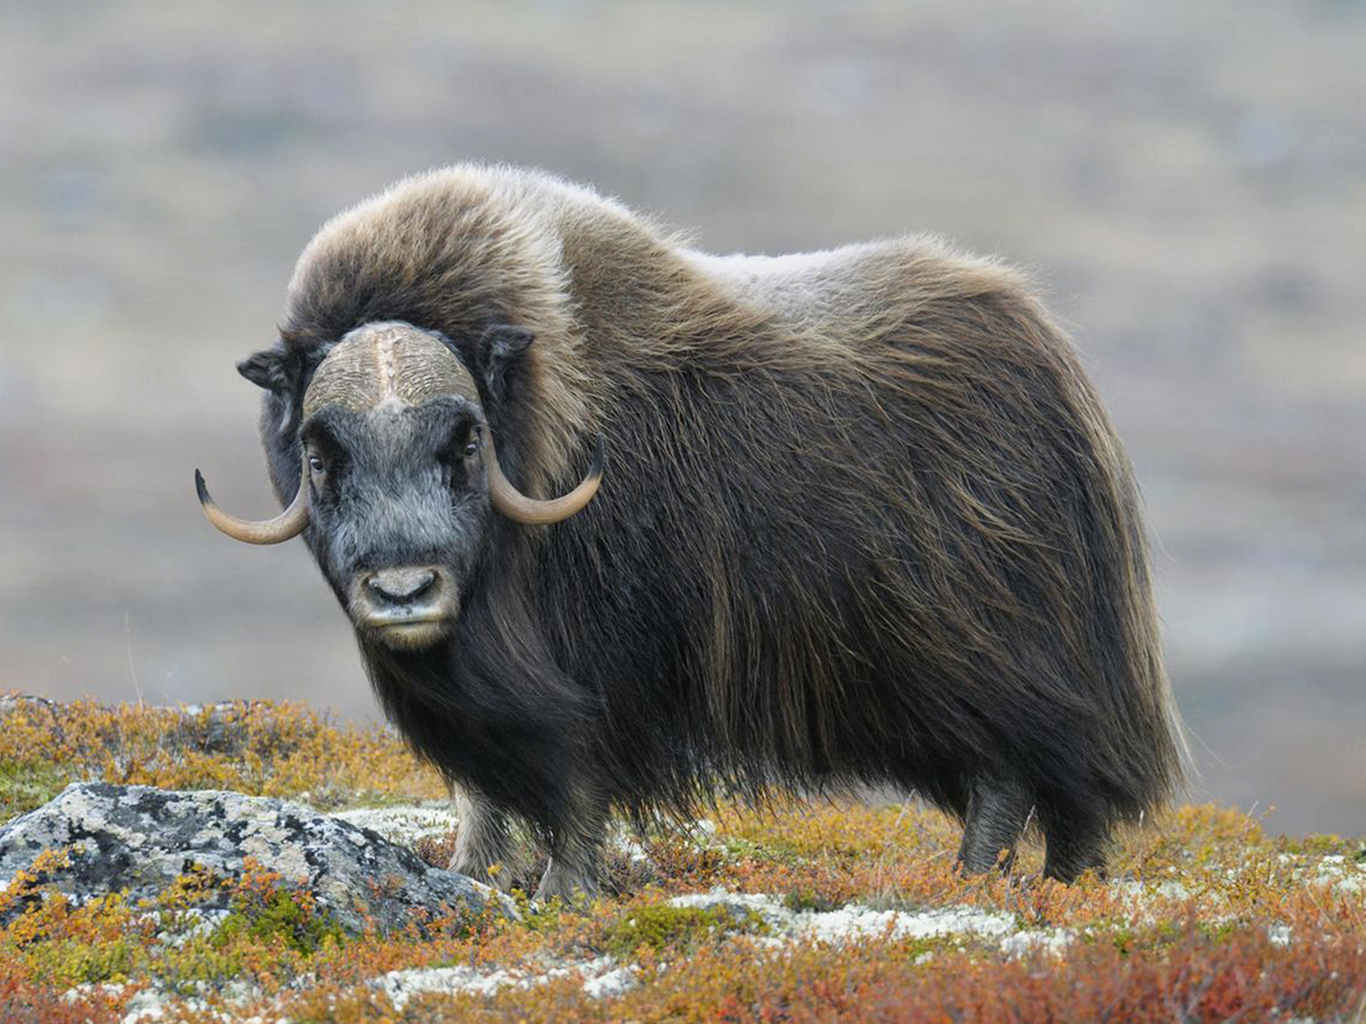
[256,165,1185,891]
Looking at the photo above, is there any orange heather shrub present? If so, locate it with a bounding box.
[0,694,445,817]
[0,696,1363,1023]
[0,981,126,1024]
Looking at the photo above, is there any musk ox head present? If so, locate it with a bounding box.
[195,321,602,651]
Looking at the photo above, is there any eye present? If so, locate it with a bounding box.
[308,453,326,474]
[440,424,481,470]
[459,425,482,459]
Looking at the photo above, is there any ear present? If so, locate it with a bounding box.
[237,344,303,396]
[476,325,534,405]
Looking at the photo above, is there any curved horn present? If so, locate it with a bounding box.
[487,437,604,525]
[194,456,311,545]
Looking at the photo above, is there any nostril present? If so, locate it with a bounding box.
[366,568,438,605]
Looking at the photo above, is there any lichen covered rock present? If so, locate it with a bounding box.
[0,782,509,933]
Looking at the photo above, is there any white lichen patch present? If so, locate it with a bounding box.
[1000,927,1077,958]
[580,964,639,998]
[63,980,273,1024]
[376,955,628,1010]
[669,890,1017,944]
[1311,853,1366,893]
[144,907,233,947]
[1268,924,1294,947]
[332,805,461,846]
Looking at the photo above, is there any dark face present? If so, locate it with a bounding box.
[301,395,493,651]
[198,320,601,652]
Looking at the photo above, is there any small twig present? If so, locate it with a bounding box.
[124,612,144,710]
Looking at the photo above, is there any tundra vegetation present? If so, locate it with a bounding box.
[1,696,1363,1023]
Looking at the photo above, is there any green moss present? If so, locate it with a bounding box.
[157,938,245,993]
[1276,832,1355,858]
[1204,920,1241,943]
[893,935,960,963]
[74,938,141,984]
[602,903,767,958]
[153,865,225,912]
[511,892,570,933]
[1098,924,1134,957]
[1095,918,1241,961]
[213,887,345,956]
[0,760,70,823]
[720,836,785,862]
[782,890,840,914]
[18,936,144,987]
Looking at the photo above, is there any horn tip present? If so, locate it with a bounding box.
[194,469,210,505]
[588,436,606,478]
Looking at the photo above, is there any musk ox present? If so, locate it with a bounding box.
[197,164,1185,899]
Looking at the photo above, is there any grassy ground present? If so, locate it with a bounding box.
[1,696,1363,1023]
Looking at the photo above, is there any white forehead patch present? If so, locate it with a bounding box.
[303,321,479,417]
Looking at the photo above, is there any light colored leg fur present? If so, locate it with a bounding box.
[449,787,516,891]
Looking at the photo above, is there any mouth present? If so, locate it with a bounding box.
[348,565,458,650]
[362,609,448,627]
[359,613,453,650]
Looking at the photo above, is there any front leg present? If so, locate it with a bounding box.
[449,785,516,891]
[534,789,609,904]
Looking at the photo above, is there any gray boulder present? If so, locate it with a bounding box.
[0,693,60,717]
[0,782,510,934]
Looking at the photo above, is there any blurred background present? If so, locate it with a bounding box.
[1,1,1362,835]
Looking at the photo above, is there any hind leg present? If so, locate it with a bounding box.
[956,772,1032,875]
[1042,810,1108,882]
